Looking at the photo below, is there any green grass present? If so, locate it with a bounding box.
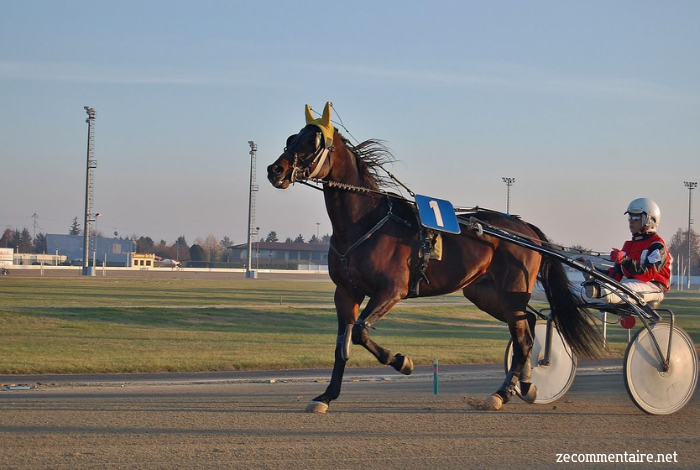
[0,277,698,374]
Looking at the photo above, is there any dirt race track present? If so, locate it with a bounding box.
[1,362,699,470]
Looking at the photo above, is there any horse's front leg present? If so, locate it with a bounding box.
[351,294,414,375]
[306,286,363,414]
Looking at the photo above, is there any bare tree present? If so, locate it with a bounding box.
[196,234,222,262]
[668,228,700,275]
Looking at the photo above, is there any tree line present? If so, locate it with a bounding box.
[667,227,700,276]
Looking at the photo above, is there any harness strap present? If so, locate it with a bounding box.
[330,213,391,261]
[329,198,413,287]
[291,144,333,183]
[300,177,434,296]
[408,228,436,298]
[307,148,330,179]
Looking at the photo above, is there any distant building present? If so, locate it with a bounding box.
[0,248,12,266]
[229,242,329,267]
[10,252,68,265]
[131,253,155,268]
[46,234,134,265]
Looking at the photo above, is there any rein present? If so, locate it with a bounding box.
[300,178,604,258]
[459,216,608,258]
[300,177,408,201]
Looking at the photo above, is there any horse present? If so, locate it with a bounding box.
[266,103,602,413]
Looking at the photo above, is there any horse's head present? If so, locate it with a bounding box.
[267,103,335,189]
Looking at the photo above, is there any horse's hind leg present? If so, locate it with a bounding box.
[464,281,535,409]
[352,294,414,375]
[484,309,535,410]
[517,311,537,403]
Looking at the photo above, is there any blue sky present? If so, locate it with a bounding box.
[1,1,698,252]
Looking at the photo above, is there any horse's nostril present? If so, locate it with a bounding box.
[273,165,283,176]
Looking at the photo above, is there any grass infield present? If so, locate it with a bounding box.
[0,276,698,374]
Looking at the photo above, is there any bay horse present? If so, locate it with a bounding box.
[267,103,601,413]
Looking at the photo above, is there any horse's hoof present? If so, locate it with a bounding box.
[394,354,414,375]
[484,394,504,411]
[519,382,538,404]
[305,400,329,414]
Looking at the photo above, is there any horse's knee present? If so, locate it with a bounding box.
[351,320,370,345]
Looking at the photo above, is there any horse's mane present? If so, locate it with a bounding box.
[341,134,398,191]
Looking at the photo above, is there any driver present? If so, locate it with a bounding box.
[579,198,671,305]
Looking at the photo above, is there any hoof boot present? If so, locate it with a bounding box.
[305,400,329,414]
[484,394,504,411]
[520,383,538,404]
[392,354,414,375]
[398,354,413,375]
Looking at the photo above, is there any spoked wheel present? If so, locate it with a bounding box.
[505,322,577,404]
[624,323,698,415]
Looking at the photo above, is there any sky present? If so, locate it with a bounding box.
[1,1,699,253]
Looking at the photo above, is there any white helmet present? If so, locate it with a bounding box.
[625,198,661,232]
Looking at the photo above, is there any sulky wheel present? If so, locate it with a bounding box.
[623,322,698,415]
[505,322,577,404]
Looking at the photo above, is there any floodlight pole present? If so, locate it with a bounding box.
[82,106,97,276]
[684,181,697,289]
[502,177,515,214]
[246,141,258,279]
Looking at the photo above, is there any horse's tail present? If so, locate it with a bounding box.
[528,224,604,359]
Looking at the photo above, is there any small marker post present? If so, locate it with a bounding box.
[433,358,439,395]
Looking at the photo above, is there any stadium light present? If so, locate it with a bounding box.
[684,181,697,289]
[502,177,515,214]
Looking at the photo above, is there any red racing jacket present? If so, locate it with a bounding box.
[608,233,671,291]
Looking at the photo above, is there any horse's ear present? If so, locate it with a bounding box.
[305,105,314,124]
[321,102,332,128]
[304,102,335,145]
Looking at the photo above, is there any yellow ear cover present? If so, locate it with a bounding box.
[304,102,335,143]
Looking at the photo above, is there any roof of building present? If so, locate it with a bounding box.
[230,242,329,252]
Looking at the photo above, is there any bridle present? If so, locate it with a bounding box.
[285,126,334,183]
